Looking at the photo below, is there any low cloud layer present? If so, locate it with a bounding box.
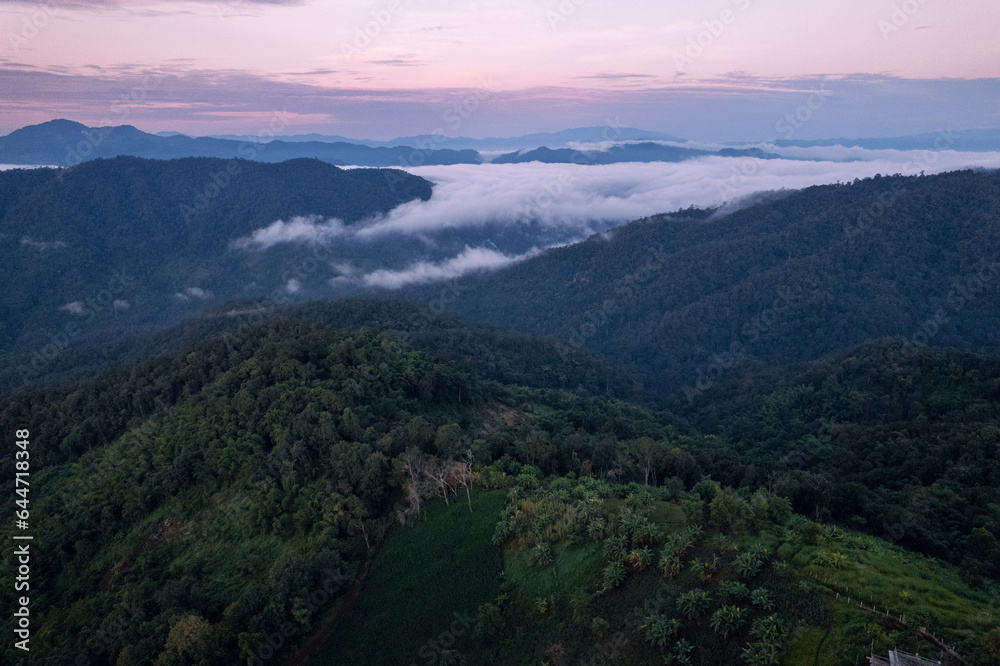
[21,237,67,250]
[231,215,347,250]
[378,150,1000,235]
[360,246,540,290]
[233,150,1000,289]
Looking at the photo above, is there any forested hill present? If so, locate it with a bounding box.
[405,169,1000,405]
[0,308,688,665]
[688,339,1000,581]
[0,157,430,368]
[0,298,637,400]
[1,303,999,663]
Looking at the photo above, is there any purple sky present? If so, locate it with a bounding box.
[1,0,998,140]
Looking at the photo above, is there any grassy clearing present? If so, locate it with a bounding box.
[504,541,603,603]
[782,625,826,666]
[776,528,1000,664]
[316,490,506,666]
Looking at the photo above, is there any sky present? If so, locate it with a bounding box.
[1,0,998,140]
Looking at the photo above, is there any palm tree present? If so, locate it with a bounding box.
[602,561,626,589]
[671,638,694,664]
[603,534,627,562]
[710,604,747,638]
[719,580,749,600]
[643,613,676,647]
[627,547,652,570]
[743,616,787,665]
[531,542,553,567]
[735,551,763,579]
[675,589,710,619]
[750,587,774,611]
[660,552,682,578]
[586,517,606,542]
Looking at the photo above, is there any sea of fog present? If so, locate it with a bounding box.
[235,147,1000,291]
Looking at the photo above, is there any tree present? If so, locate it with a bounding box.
[671,638,694,664]
[644,613,679,648]
[744,615,787,665]
[434,423,463,458]
[627,547,652,570]
[603,561,626,589]
[710,487,748,534]
[426,457,454,505]
[603,534,627,562]
[681,494,706,528]
[735,551,764,579]
[156,614,213,666]
[473,602,503,639]
[400,447,430,515]
[676,589,710,619]
[438,649,467,666]
[719,580,749,600]
[750,587,774,611]
[630,437,664,485]
[448,449,475,512]
[530,542,553,567]
[710,604,746,638]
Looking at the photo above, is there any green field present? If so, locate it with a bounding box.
[316,490,506,665]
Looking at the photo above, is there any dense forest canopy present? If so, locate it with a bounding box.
[2,166,999,664]
[2,309,999,664]
[408,169,1000,406]
[0,156,431,376]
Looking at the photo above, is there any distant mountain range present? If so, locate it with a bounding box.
[771,129,1000,152]
[200,126,685,151]
[0,120,753,167]
[10,120,997,169]
[0,120,479,168]
[491,143,777,164]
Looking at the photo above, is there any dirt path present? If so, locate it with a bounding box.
[281,553,373,666]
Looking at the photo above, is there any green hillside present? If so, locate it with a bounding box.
[0,156,430,365]
[408,170,1000,405]
[2,310,999,664]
